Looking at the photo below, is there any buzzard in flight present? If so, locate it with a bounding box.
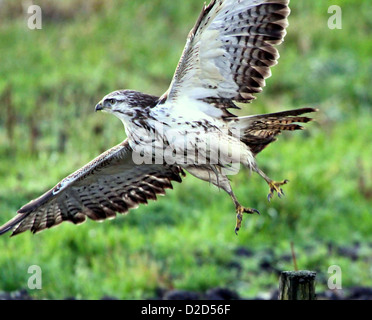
[0,0,316,236]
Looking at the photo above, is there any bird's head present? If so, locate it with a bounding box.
[95,89,159,121]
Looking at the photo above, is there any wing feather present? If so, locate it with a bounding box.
[0,139,185,236]
[163,0,290,118]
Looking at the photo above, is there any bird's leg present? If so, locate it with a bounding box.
[254,167,289,202]
[229,191,259,235]
[185,166,259,235]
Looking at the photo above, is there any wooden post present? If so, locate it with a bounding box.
[279,270,316,300]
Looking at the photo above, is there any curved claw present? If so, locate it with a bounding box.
[268,193,273,202]
[234,206,259,235]
[235,212,242,235]
[267,179,289,201]
[244,208,260,215]
[235,227,240,236]
[278,189,285,198]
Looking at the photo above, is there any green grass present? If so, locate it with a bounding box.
[1,0,372,299]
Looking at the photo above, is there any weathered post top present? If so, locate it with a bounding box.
[279,270,317,300]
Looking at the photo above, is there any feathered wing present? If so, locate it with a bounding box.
[163,0,290,118]
[0,139,184,236]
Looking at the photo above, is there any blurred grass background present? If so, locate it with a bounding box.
[0,0,371,299]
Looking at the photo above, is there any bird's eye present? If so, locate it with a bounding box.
[106,98,116,105]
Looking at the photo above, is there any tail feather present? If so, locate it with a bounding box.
[252,107,318,119]
[260,116,313,125]
[229,107,318,155]
[259,123,305,131]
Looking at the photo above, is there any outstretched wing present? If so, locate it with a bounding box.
[0,139,184,236]
[163,0,290,118]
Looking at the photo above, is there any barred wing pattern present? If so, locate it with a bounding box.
[166,0,290,117]
[233,107,317,155]
[0,140,184,236]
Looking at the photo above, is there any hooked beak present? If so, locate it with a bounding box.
[95,102,104,112]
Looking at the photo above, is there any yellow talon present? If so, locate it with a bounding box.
[268,179,289,202]
[234,205,260,235]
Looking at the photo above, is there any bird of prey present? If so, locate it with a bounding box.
[0,0,316,237]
